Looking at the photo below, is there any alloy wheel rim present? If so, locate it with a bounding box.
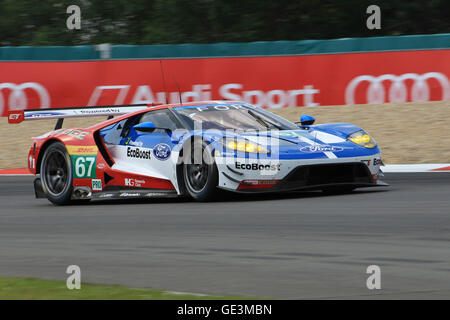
[186,163,208,192]
[44,150,69,195]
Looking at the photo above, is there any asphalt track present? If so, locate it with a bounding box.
[1,173,450,299]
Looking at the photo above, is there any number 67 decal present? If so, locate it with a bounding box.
[72,156,97,179]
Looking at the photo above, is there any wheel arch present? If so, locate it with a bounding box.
[176,135,219,199]
[175,136,195,196]
[36,138,65,174]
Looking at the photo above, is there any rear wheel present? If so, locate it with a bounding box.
[182,143,218,201]
[40,142,74,205]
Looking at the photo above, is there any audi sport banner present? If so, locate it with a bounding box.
[0,49,449,116]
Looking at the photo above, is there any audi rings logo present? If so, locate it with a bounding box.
[345,72,450,105]
[0,82,50,115]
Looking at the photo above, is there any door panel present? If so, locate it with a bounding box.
[99,110,183,190]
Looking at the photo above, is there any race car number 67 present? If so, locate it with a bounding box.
[75,156,95,178]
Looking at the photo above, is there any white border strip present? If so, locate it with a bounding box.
[1,164,450,176]
[382,164,450,172]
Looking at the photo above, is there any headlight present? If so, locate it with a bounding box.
[348,130,376,148]
[222,139,269,154]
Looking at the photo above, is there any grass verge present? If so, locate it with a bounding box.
[0,277,250,300]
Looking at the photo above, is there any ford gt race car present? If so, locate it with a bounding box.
[8,101,387,205]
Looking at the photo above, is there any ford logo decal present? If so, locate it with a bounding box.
[300,145,344,153]
[153,143,171,160]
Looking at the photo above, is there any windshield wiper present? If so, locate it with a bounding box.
[247,110,281,130]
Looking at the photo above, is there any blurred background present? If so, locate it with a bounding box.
[0,0,449,45]
[1,1,450,301]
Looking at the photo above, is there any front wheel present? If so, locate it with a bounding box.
[40,142,74,205]
[182,143,218,201]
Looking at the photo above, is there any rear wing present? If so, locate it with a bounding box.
[7,104,158,129]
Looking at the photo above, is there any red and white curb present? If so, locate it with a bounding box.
[0,164,449,176]
[0,169,32,176]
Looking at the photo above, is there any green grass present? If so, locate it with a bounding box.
[0,277,250,300]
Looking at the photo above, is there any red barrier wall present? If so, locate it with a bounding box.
[0,49,449,116]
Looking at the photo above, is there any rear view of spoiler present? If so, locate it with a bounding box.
[7,104,159,129]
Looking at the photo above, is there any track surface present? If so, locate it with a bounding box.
[1,173,450,299]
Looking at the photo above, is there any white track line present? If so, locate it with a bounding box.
[0,164,449,176]
[382,164,450,173]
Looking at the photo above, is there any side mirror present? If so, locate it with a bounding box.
[134,122,172,133]
[300,114,315,126]
[134,122,156,132]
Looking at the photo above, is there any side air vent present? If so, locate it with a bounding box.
[104,172,114,184]
[93,131,114,167]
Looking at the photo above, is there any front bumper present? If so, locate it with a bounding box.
[274,162,373,190]
[217,156,388,193]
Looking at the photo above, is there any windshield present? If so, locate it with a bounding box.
[173,104,298,131]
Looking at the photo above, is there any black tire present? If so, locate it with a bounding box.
[182,142,218,201]
[40,142,74,205]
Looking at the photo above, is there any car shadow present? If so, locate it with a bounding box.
[84,187,390,206]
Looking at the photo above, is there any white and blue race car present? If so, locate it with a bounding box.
[9,100,387,204]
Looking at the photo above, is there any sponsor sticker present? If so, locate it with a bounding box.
[145,192,174,197]
[127,146,152,160]
[97,163,106,169]
[29,155,36,170]
[72,155,97,179]
[67,145,98,155]
[92,179,102,191]
[181,104,253,116]
[300,145,344,153]
[243,179,280,185]
[235,162,280,171]
[125,137,143,147]
[373,158,383,166]
[68,146,98,178]
[362,158,383,167]
[8,112,23,123]
[61,129,89,141]
[124,178,146,187]
[120,192,141,197]
[98,193,114,198]
[26,112,65,119]
[77,108,120,114]
[153,143,171,161]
